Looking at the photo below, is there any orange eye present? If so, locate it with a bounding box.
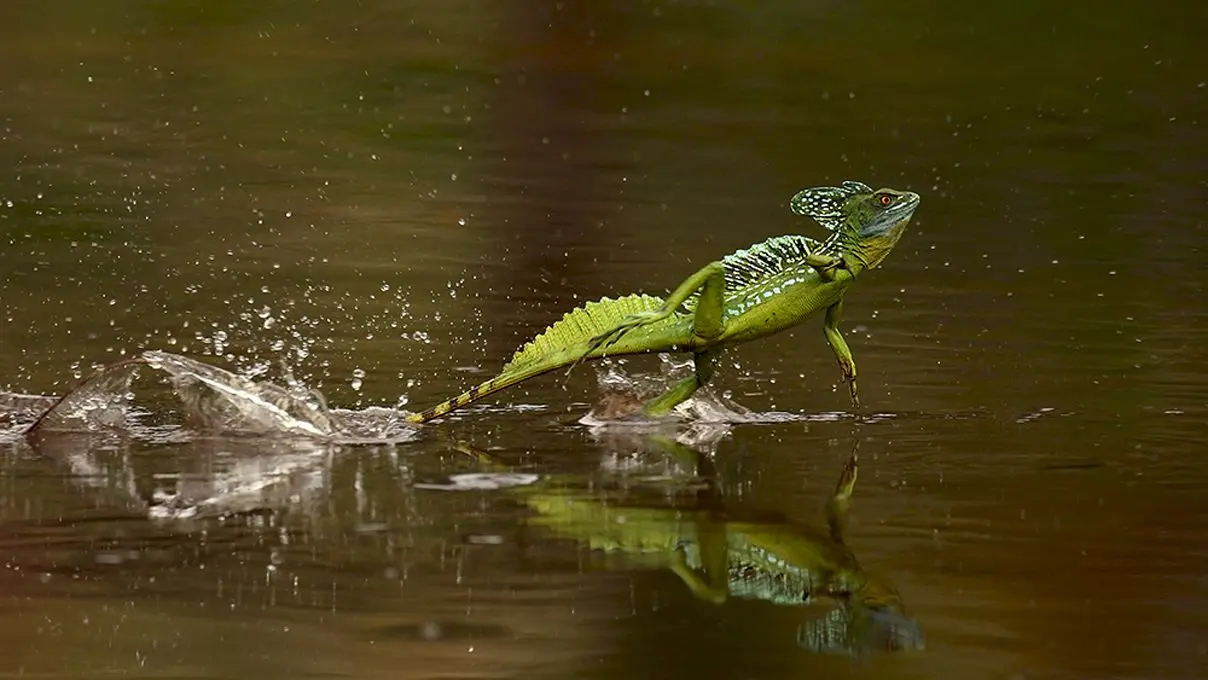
[878,194,893,206]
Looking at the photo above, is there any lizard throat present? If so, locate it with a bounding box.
[848,220,910,271]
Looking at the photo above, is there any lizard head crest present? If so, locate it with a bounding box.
[789,180,872,231]
[790,180,921,270]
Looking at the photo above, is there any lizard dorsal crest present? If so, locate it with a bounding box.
[717,234,818,291]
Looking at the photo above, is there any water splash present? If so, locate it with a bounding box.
[0,392,60,440]
[145,350,338,438]
[25,358,142,435]
[18,351,421,444]
[578,355,837,427]
[329,405,425,443]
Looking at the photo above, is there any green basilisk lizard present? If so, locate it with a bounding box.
[406,180,920,424]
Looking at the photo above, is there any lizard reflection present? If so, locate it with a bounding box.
[455,435,923,657]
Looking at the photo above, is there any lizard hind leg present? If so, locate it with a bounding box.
[579,261,728,420]
[584,261,728,359]
[637,260,727,418]
[641,350,718,417]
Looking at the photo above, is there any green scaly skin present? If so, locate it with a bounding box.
[452,438,923,655]
[406,180,920,424]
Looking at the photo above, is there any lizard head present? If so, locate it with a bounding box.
[796,568,924,656]
[789,181,921,271]
[796,601,925,656]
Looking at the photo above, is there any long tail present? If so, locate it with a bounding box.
[405,293,667,424]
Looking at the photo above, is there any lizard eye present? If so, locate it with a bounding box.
[878,194,893,206]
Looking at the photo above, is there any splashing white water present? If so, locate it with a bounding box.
[578,354,832,427]
[16,351,420,445]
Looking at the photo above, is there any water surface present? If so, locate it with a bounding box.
[1,2,1206,678]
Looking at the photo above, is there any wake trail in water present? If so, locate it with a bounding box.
[0,351,984,445]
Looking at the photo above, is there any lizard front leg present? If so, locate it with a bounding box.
[823,301,860,408]
[805,253,845,281]
[825,445,859,544]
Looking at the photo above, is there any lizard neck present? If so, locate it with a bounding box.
[840,220,910,275]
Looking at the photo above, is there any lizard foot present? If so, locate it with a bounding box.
[835,362,860,409]
[835,451,859,499]
[845,380,861,409]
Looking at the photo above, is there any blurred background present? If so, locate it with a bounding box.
[0,2,1205,679]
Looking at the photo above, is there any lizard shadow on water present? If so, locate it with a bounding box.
[449,433,925,658]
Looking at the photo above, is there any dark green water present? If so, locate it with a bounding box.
[1,2,1206,678]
